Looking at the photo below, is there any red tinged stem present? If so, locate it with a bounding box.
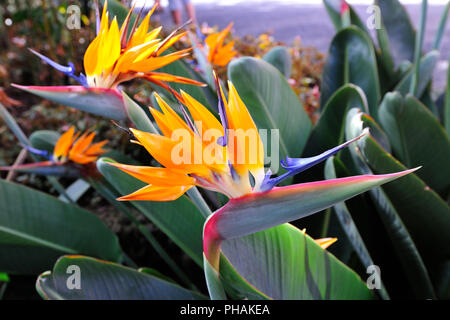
[341,0,349,14]
[203,213,222,271]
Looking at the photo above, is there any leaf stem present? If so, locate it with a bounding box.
[410,0,428,96]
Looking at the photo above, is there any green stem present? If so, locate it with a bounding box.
[187,187,212,217]
[432,1,450,50]
[410,0,428,96]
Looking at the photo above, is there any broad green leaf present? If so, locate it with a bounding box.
[0,179,122,274]
[263,46,292,78]
[344,109,450,288]
[36,255,205,300]
[345,109,436,299]
[29,130,59,153]
[219,223,374,299]
[305,84,368,156]
[12,85,127,121]
[228,57,312,163]
[378,92,450,197]
[375,0,416,65]
[393,51,440,98]
[321,26,380,119]
[97,158,205,266]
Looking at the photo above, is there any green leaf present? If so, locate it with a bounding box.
[97,157,205,266]
[306,84,368,155]
[321,26,380,119]
[345,109,436,299]
[204,255,227,300]
[12,85,127,121]
[323,157,389,298]
[228,57,312,164]
[378,92,450,197]
[29,130,59,154]
[393,51,440,98]
[345,109,450,288]
[263,46,292,78]
[36,255,205,300]
[375,0,416,65]
[0,179,122,274]
[219,223,374,299]
[432,1,450,50]
[122,91,158,133]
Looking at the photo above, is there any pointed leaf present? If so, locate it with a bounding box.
[12,85,127,120]
[208,170,415,244]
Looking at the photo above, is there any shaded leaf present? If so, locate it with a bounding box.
[36,255,205,300]
[0,180,122,274]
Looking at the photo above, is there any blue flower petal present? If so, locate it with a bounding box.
[29,49,88,87]
[22,144,53,161]
[260,131,367,192]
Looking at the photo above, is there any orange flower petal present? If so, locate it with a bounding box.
[117,184,192,201]
[314,238,338,249]
[109,162,195,186]
[53,126,76,160]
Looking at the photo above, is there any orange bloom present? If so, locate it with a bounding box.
[53,126,108,165]
[110,80,265,201]
[83,1,204,89]
[205,23,237,67]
